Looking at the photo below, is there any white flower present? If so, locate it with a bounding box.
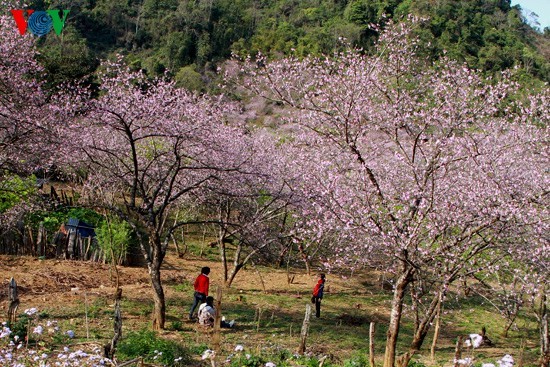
[66,330,75,338]
[201,349,215,360]
[0,327,11,338]
[33,325,44,335]
[265,362,276,367]
[498,354,514,367]
[235,344,244,352]
[25,308,38,316]
[455,358,472,366]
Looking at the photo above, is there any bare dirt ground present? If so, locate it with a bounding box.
[0,254,341,311]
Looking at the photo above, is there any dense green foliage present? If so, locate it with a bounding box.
[116,329,190,365]
[95,216,132,265]
[0,173,36,212]
[25,0,549,88]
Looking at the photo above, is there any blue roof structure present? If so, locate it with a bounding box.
[66,217,96,238]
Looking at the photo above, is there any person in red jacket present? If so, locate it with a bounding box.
[189,266,210,320]
[311,273,326,318]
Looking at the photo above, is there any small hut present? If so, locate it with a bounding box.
[54,218,96,259]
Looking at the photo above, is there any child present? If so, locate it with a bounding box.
[312,273,326,318]
[198,296,235,328]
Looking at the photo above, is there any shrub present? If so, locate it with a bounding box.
[96,216,131,264]
[116,329,190,366]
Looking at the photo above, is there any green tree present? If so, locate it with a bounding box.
[37,26,98,90]
[0,174,35,213]
[96,216,131,265]
[175,64,205,92]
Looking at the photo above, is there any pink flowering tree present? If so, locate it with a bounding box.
[64,60,258,330]
[0,8,70,236]
[0,9,58,175]
[0,9,44,174]
[238,19,549,367]
[195,130,299,286]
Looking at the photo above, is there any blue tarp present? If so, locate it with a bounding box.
[66,217,96,238]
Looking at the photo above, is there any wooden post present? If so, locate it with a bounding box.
[36,222,44,257]
[212,286,223,353]
[67,229,76,259]
[369,322,376,367]
[8,278,20,325]
[256,307,262,332]
[104,288,123,359]
[78,234,84,260]
[84,236,92,260]
[454,336,463,367]
[431,293,443,362]
[298,303,312,355]
[27,226,35,256]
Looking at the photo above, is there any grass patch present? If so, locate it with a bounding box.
[117,329,191,366]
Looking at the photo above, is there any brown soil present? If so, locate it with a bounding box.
[0,254,342,310]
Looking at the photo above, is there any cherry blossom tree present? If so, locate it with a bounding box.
[0,10,54,174]
[238,19,549,367]
[195,130,298,286]
[0,8,71,239]
[64,60,260,330]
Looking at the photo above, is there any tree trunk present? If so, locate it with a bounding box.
[219,238,228,283]
[540,288,549,367]
[226,243,243,287]
[409,289,443,352]
[383,266,414,367]
[298,243,311,275]
[148,235,166,331]
[397,289,441,367]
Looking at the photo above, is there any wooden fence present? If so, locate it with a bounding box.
[1,183,107,261]
[0,223,103,261]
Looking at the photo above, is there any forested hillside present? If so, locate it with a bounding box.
[29,0,550,90]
